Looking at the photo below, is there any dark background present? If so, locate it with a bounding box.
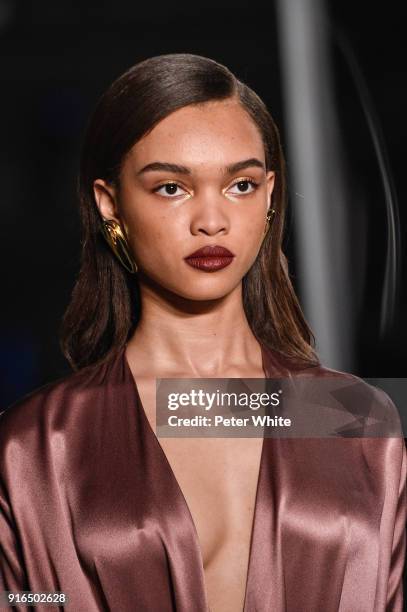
[0,0,406,603]
[0,1,405,401]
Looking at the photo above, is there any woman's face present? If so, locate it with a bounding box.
[94,98,275,301]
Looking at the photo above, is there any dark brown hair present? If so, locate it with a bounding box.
[60,53,320,370]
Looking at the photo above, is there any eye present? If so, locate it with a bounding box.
[153,182,188,198]
[227,179,259,195]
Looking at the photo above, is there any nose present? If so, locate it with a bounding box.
[189,187,231,236]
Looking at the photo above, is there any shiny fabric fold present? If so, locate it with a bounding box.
[0,341,405,611]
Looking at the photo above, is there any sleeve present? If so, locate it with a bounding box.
[0,476,29,598]
[386,437,407,610]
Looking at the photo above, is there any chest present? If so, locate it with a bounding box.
[136,377,264,612]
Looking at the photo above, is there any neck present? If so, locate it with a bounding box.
[126,278,263,378]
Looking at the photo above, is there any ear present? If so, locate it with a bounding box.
[265,171,275,211]
[93,179,121,223]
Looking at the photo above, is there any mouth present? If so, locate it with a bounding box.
[184,245,235,272]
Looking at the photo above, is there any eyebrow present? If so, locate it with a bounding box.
[136,157,266,176]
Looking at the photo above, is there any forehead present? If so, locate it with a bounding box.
[128,99,265,169]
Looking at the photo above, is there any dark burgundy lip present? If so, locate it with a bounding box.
[184,245,235,258]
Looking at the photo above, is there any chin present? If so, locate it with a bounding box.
[166,279,240,303]
[142,268,244,302]
[178,289,232,302]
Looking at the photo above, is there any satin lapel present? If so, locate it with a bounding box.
[243,339,287,611]
[121,338,285,612]
[121,345,209,612]
[243,436,289,611]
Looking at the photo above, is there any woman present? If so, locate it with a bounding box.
[0,54,405,612]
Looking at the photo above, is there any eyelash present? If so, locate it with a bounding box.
[152,178,260,198]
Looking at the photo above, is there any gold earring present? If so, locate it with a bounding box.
[100,219,138,274]
[264,208,276,235]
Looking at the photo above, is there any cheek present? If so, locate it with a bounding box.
[236,207,266,242]
[121,194,266,280]
[233,210,267,269]
[126,214,182,268]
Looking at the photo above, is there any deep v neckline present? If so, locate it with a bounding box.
[122,341,270,612]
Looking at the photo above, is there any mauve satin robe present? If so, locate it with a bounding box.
[0,339,405,611]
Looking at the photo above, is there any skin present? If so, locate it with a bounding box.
[94,97,275,378]
[93,97,275,612]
